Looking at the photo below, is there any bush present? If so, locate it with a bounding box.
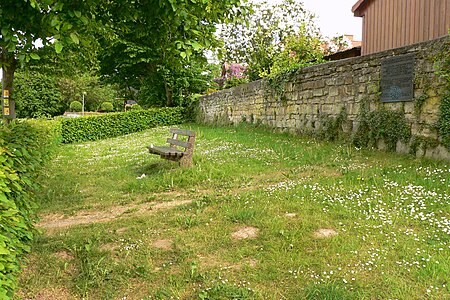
[70,101,83,112]
[61,107,185,143]
[130,104,142,111]
[13,71,65,118]
[100,102,114,112]
[0,119,61,299]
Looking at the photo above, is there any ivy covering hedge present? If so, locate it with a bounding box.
[0,120,61,299]
[61,107,185,143]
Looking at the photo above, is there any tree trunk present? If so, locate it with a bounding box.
[164,81,174,107]
[1,51,17,121]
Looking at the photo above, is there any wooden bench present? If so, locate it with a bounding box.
[147,128,196,167]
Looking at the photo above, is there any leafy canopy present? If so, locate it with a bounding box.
[0,0,95,66]
[98,0,247,106]
[218,0,323,80]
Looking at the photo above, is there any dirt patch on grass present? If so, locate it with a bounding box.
[100,242,120,252]
[313,228,338,238]
[231,226,259,240]
[114,227,129,234]
[19,287,75,300]
[53,250,74,261]
[152,239,173,250]
[37,199,193,230]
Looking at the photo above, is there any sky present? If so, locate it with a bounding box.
[302,0,362,40]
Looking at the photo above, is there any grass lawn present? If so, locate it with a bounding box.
[16,124,449,300]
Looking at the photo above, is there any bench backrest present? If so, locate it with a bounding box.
[167,128,196,154]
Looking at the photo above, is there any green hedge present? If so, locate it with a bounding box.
[61,107,185,143]
[0,119,61,299]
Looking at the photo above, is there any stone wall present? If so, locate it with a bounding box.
[199,36,450,160]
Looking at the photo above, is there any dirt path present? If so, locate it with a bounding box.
[37,199,193,230]
[36,166,341,231]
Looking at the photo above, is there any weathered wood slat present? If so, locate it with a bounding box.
[170,128,196,137]
[148,146,185,156]
[167,138,191,148]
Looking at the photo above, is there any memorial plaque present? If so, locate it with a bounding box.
[380,54,415,102]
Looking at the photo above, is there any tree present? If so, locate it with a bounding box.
[1,0,97,119]
[218,0,323,80]
[98,0,247,107]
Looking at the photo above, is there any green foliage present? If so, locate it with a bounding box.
[0,119,61,299]
[409,135,440,155]
[353,108,411,151]
[99,1,246,107]
[60,107,185,143]
[436,40,450,149]
[219,0,323,80]
[13,71,65,118]
[100,102,114,112]
[271,33,323,76]
[224,77,249,89]
[58,76,118,112]
[0,1,94,68]
[135,60,221,108]
[129,104,142,111]
[70,101,83,112]
[316,108,348,142]
[438,93,450,149]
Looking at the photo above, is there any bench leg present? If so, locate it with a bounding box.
[179,155,192,167]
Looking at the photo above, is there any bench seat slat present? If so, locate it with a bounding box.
[167,138,191,148]
[148,146,186,157]
[170,128,196,137]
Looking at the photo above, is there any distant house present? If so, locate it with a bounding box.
[352,0,450,55]
[124,100,137,111]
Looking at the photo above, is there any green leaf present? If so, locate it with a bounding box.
[180,52,187,59]
[191,41,202,51]
[70,33,79,44]
[80,16,89,25]
[55,41,63,53]
[0,246,10,255]
[29,53,40,60]
[74,11,82,18]
[1,28,8,38]
[50,16,59,27]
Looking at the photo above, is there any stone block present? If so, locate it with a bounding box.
[329,87,339,96]
[344,76,353,84]
[286,82,293,92]
[336,77,345,85]
[425,146,450,161]
[314,80,326,89]
[326,78,336,86]
[313,89,324,97]
[404,102,414,114]
[396,140,410,154]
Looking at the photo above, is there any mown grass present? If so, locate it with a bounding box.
[16,124,449,300]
